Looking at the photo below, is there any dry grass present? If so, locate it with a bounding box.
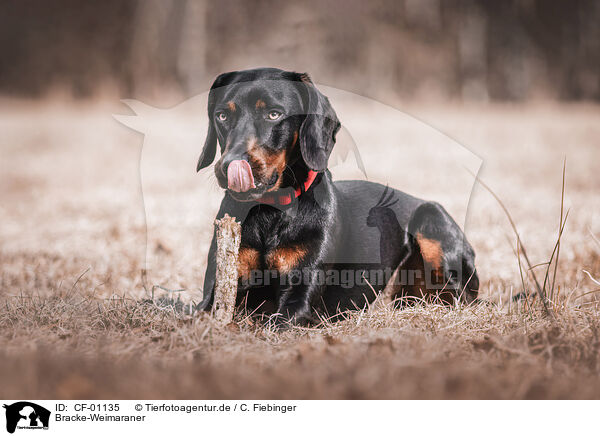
[2,293,600,399]
[1,98,599,399]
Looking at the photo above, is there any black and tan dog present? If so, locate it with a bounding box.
[197,67,479,326]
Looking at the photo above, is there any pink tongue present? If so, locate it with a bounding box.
[227,160,256,192]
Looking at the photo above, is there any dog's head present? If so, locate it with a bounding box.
[197,68,340,201]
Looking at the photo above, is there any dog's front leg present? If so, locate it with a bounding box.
[198,230,217,311]
[273,272,319,327]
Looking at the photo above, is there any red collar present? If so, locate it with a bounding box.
[257,170,319,206]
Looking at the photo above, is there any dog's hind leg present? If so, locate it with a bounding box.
[406,202,479,304]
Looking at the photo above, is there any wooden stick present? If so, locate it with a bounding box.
[382,267,400,302]
[213,213,241,324]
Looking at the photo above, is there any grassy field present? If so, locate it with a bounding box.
[1,98,599,399]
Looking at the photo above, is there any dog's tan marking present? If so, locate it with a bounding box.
[416,232,443,270]
[247,136,266,172]
[267,245,307,274]
[264,149,287,190]
[238,247,260,280]
[247,137,287,190]
[299,73,312,84]
[255,99,266,109]
[227,101,236,112]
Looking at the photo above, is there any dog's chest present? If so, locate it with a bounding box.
[237,208,308,279]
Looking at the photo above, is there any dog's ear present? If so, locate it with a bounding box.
[298,74,341,172]
[197,72,238,172]
[197,118,217,172]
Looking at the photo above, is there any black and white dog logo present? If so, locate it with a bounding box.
[3,402,50,434]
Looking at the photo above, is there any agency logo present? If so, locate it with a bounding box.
[3,402,50,434]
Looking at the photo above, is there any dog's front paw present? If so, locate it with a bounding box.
[265,311,312,331]
[265,313,291,331]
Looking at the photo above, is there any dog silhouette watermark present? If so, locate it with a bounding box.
[114,82,481,300]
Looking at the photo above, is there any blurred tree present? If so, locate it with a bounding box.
[0,0,597,101]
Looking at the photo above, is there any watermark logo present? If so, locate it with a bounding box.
[3,402,50,434]
[113,82,481,297]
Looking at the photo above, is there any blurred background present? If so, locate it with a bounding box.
[1,0,599,104]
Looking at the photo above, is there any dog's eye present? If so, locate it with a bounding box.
[216,112,227,122]
[267,111,282,121]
